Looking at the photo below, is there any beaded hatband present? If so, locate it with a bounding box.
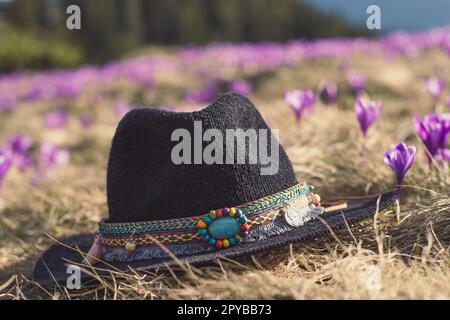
[85,182,324,264]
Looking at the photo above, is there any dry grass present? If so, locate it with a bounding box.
[0,48,449,300]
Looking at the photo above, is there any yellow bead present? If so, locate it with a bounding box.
[197,220,207,228]
[223,239,230,248]
[229,207,236,216]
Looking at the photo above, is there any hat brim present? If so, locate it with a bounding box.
[34,192,395,286]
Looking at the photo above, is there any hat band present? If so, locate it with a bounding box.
[84,182,324,264]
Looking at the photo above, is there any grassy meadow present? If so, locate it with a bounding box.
[0,40,449,299]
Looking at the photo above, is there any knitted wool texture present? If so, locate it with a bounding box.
[106,92,297,222]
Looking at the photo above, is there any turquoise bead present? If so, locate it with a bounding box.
[208,217,240,240]
[239,215,248,224]
[203,216,212,225]
[198,228,208,236]
[209,238,216,246]
[229,237,237,246]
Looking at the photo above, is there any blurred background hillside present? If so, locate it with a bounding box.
[0,0,370,71]
[0,0,449,72]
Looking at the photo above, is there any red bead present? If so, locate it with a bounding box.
[216,239,223,249]
[216,209,223,218]
[240,224,249,232]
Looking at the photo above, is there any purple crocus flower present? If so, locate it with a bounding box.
[57,82,80,98]
[384,143,416,202]
[30,142,70,186]
[413,114,450,165]
[43,110,69,130]
[425,77,445,101]
[23,85,45,102]
[9,134,32,155]
[185,83,218,104]
[0,148,12,192]
[347,73,366,95]
[0,95,15,112]
[8,135,33,171]
[319,81,338,104]
[436,149,450,163]
[113,102,131,119]
[161,104,176,111]
[39,141,70,169]
[284,90,316,123]
[442,38,450,56]
[229,80,252,96]
[79,115,93,128]
[125,68,155,89]
[355,98,381,136]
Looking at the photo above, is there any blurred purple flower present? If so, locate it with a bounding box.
[347,73,366,95]
[319,81,338,104]
[355,98,381,136]
[284,90,316,123]
[8,135,33,171]
[29,142,70,187]
[436,148,450,163]
[425,77,445,101]
[185,83,218,104]
[0,95,15,112]
[9,134,32,155]
[229,80,252,96]
[79,115,93,128]
[23,85,44,102]
[113,102,131,119]
[56,79,82,98]
[40,141,70,169]
[339,60,350,73]
[442,38,450,56]
[43,110,69,130]
[413,114,450,165]
[126,69,155,89]
[161,104,176,111]
[0,148,12,192]
[384,143,416,201]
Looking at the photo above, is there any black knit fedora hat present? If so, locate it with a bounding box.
[34,93,395,286]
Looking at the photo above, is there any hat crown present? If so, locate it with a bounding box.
[106,93,297,222]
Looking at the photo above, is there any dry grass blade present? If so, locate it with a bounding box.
[0,47,449,300]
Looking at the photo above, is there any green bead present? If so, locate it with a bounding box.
[209,210,217,219]
[235,234,242,242]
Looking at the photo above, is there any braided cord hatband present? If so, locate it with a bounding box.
[98,182,312,247]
